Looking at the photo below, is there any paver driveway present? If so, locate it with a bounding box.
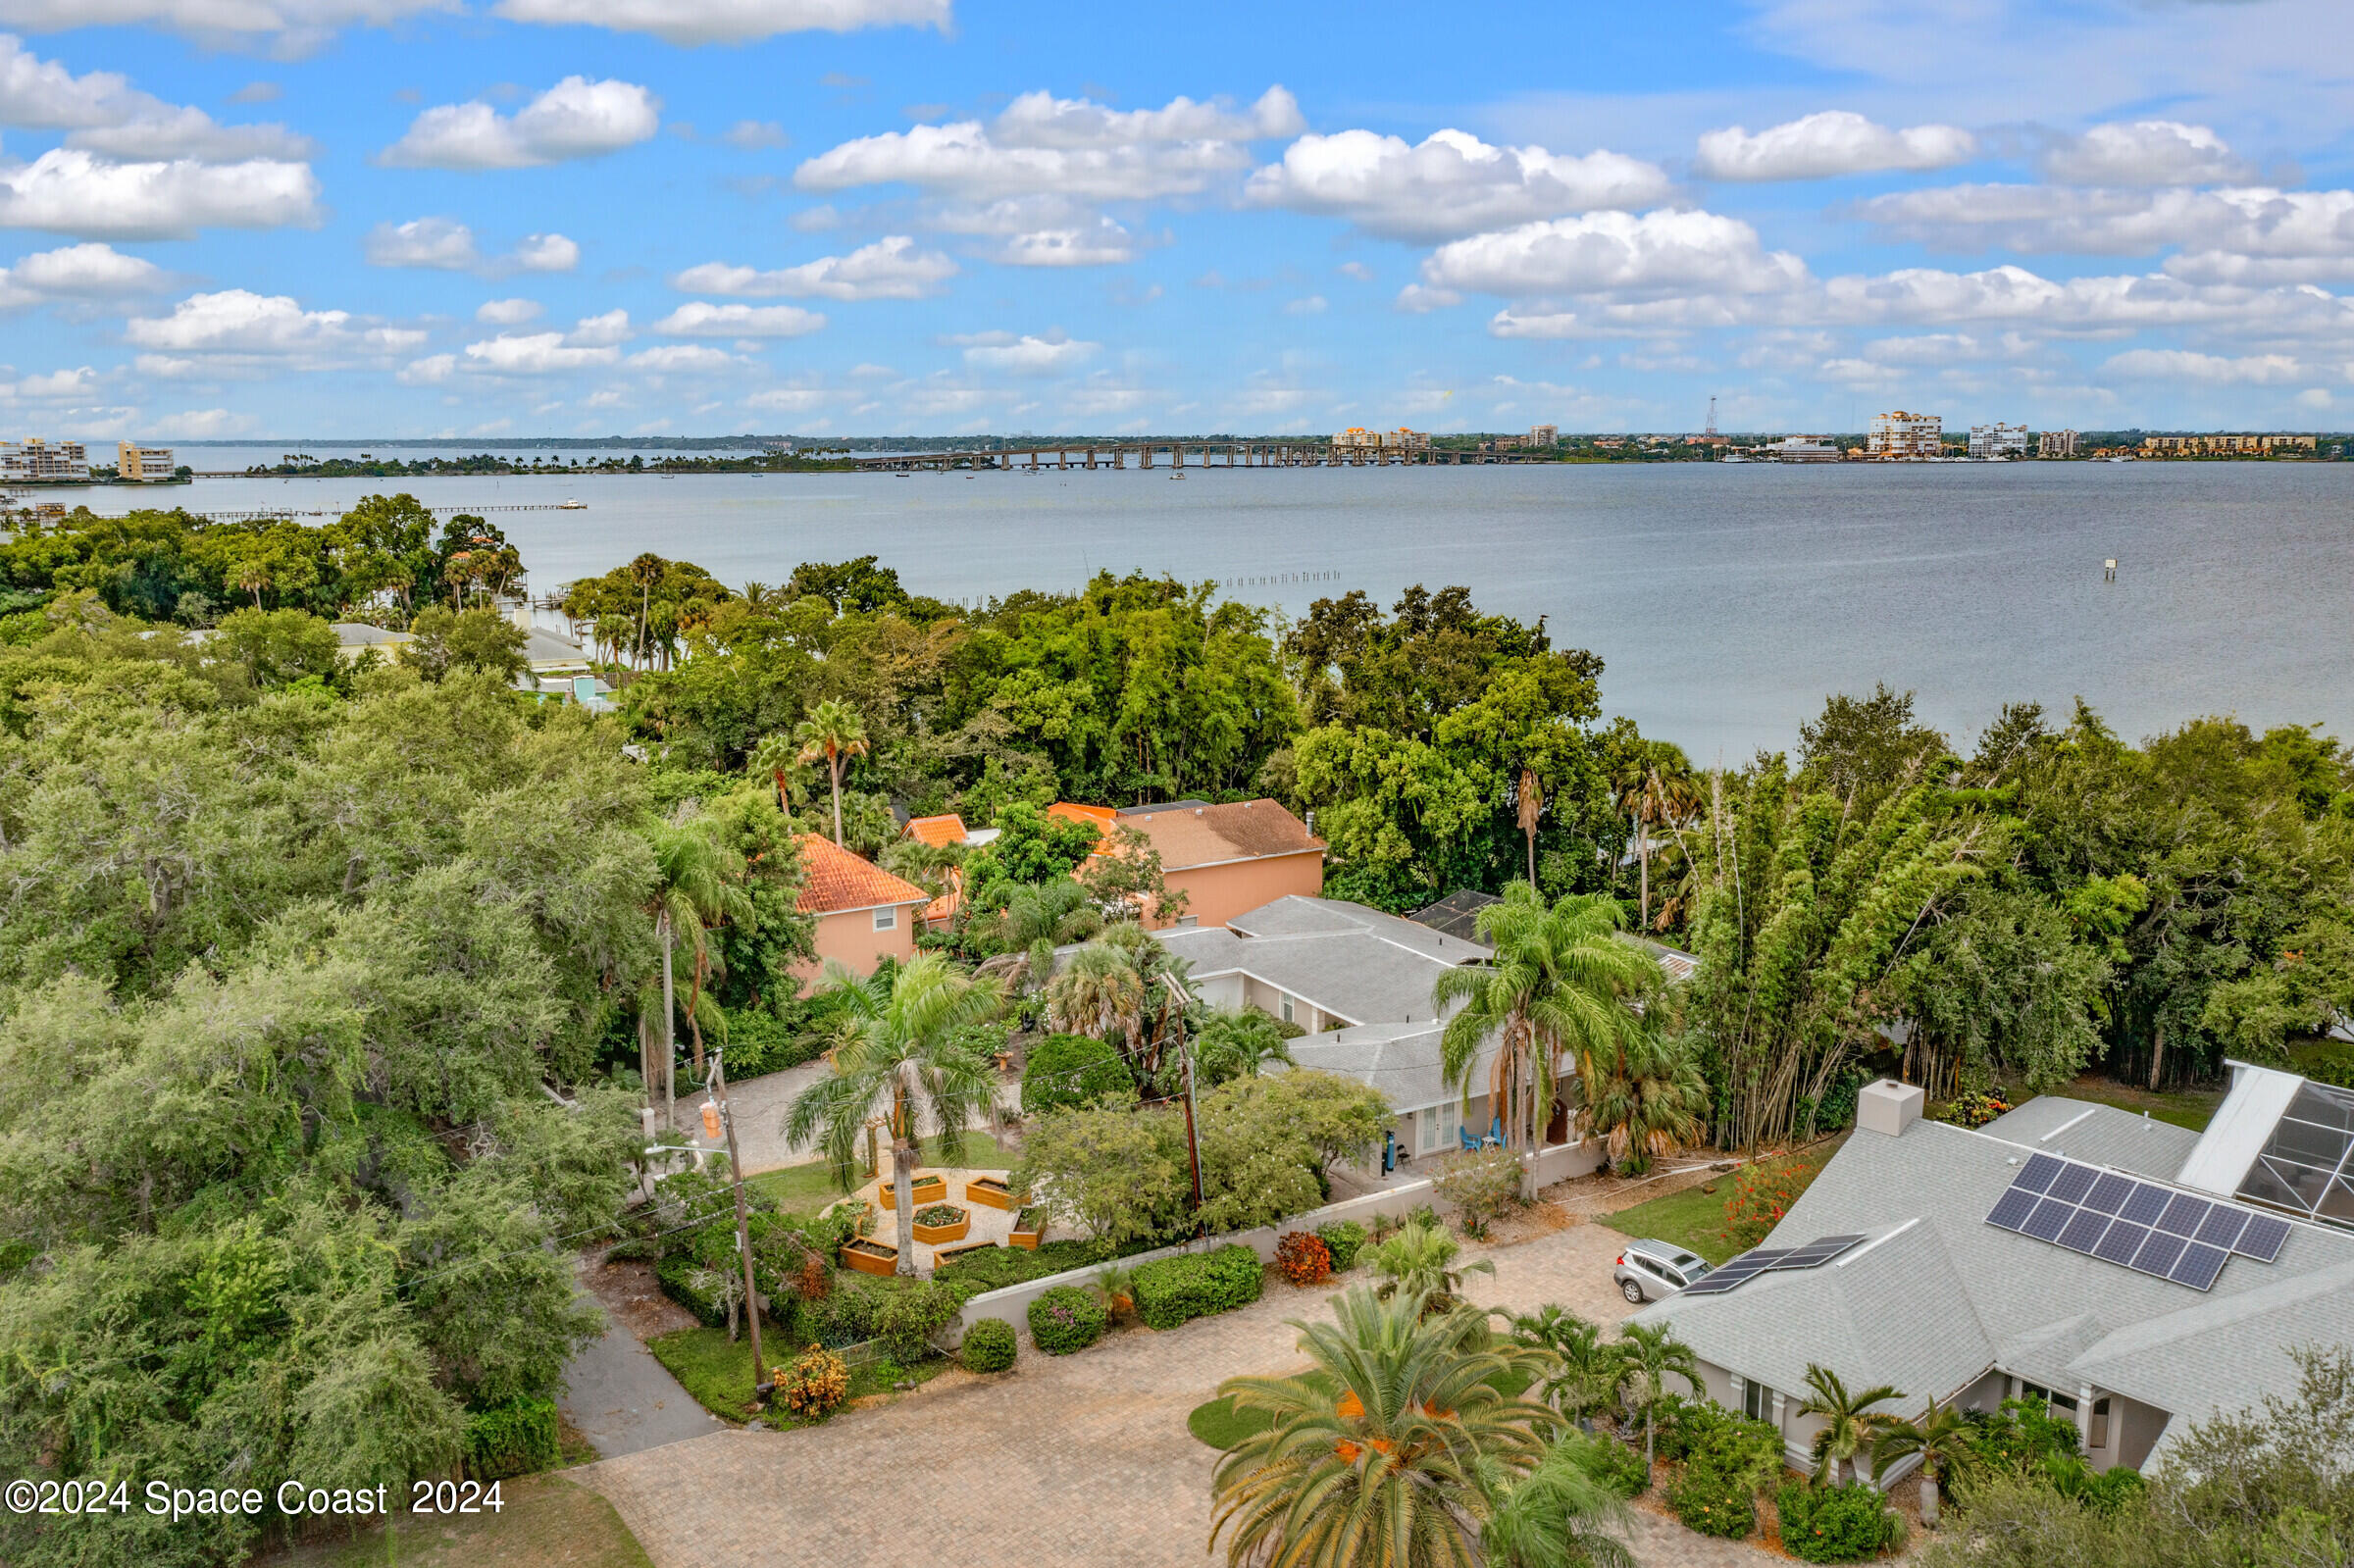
[575,1216,1781,1567]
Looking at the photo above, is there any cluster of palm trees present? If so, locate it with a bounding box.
[1794,1366,1974,1527]
[1435,884,1710,1171]
[747,697,871,845]
[641,802,754,1124]
[1612,746,1703,936]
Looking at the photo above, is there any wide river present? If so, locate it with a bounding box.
[72,457,2354,761]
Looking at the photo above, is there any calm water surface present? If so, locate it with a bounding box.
[77,460,2354,760]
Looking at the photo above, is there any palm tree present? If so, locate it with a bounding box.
[1870,1396,1971,1526]
[641,812,745,1124]
[1515,765,1545,888]
[626,551,664,666]
[1368,1219,1495,1314]
[1797,1363,1906,1487]
[1613,1321,1702,1472]
[1433,884,1659,1151]
[1209,1287,1558,1568]
[1579,1027,1710,1175]
[1190,1009,1296,1085]
[1510,1305,1619,1431]
[793,698,869,846]
[785,954,1005,1274]
[1043,939,1145,1053]
[1614,747,1699,932]
[1481,1434,1639,1568]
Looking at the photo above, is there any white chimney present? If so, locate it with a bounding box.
[1856,1079,1924,1138]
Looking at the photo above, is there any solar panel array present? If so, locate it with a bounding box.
[1677,1234,1867,1296]
[1983,1152,2294,1291]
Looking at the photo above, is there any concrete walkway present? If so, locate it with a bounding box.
[558,1307,725,1460]
[576,1214,1782,1566]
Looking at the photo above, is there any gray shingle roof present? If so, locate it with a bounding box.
[1979,1098,2201,1179]
[1284,1022,1499,1115]
[1158,896,1488,1027]
[1634,1104,2354,1457]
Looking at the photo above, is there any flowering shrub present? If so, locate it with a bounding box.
[959,1317,1018,1373]
[1028,1285,1107,1354]
[1274,1231,1333,1287]
[1432,1146,1524,1237]
[776,1344,849,1420]
[1774,1481,1899,1561]
[912,1203,967,1228]
[1927,1089,2014,1130]
[1668,1461,1756,1539]
[1720,1158,1816,1252]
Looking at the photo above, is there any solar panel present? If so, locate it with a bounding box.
[2193,1207,2250,1251]
[2083,1173,2136,1215]
[2119,1184,2171,1227]
[2132,1231,2186,1278]
[2017,1153,2066,1193]
[2156,1193,2212,1238]
[2170,1242,2227,1291]
[1766,1236,1867,1271]
[1677,1274,1743,1295]
[2092,1221,2149,1266]
[2234,1215,2292,1263]
[2023,1197,2073,1240]
[2048,1163,2099,1204]
[2058,1209,2112,1253]
[1987,1189,2038,1231]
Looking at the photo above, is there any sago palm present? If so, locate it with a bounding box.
[1612,1321,1701,1472]
[1510,1305,1619,1430]
[785,953,1005,1274]
[1797,1363,1906,1487]
[1209,1287,1558,1568]
[1433,884,1659,1150]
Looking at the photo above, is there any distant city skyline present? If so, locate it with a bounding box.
[3,1,2352,439]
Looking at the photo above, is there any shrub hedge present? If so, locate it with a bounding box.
[874,1278,972,1364]
[1668,1462,1757,1540]
[1573,1434,1651,1498]
[959,1317,1018,1373]
[655,1254,732,1328]
[463,1397,559,1481]
[1774,1481,1899,1562]
[1132,1244,1263,1331]
[1316,1219,1368,1272]
[930,1238,1119,1292]
[1028,1286,1107,1354]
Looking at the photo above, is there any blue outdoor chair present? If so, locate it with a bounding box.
[1458,1117,1505,1151]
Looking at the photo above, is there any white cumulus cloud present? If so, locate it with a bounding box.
[671,235,954,299]
[383,76,659,170]
[126,288,421,355]
[1421,209,1809,299]
[486,0,949,46]
[0,240,162,305]
[2042,121,2253,186]
[1246,128,1671,241]
[952,329,1095,373]
[994,220,1133,267]
[365,216,479,270]
[0,35,308,160]
[627,342,735,370]
[654,301,825,336]
[0,148,320,238]
[475,297,542,325]
[1695,111,1975,181]
[2102,348,2302,383]
[513,232,579,272]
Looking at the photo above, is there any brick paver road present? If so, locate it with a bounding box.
[576,1216,1782,1567]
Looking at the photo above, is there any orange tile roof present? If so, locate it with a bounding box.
[1116,798,1324,871]
[794,833,931,916]
[903,813,969,846]
[1048,801,1117,854]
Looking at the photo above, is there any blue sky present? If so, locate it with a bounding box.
[4,0,2353,438]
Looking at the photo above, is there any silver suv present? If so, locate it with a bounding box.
[1612,1239,1713,1303]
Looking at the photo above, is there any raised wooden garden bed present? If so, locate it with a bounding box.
[932,1239,1000,1267]
[1008,1211,1046,1250]
[840,1238,899,1278]
[966,1176,1018,1211]
[879,1176,947,1209]
[911,1206,971,1244]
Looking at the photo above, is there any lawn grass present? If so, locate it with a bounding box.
[2044,1074,2226,1133]
[1186,1368,1534,1450]
[271,1474,651,1568]
[746,1132,1021,1215]
[1598,1142,1838,1267]
[647,1325,946,1426]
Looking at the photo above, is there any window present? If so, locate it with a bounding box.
[873,906,896,932]
[1281,998,1295,1024]
[1418,1101,1458,1153]
[1745,1381,1773,1422]
[2090,1398,2111,1449]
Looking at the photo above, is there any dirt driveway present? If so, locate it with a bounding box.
[575,1202,1779,1568]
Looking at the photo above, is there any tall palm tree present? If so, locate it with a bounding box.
[1613,1321,1702,1472]
[1579,1027,1710,1175]
[1615,748,1700,932]
[1870,1397,1971,1526]
[1515,766,1545,889]
[1510,1305,1619,1432]
[1481,1434,1639,1568]
[1433,884,1659,1151]
[1368,1219,1495,1315]
[1043,939,1146,1054]
[785,954,1005,1275]
[626,551,664,666]
[641,812,745,1124]
[1209,1287,1559,1568]
[793,698,869,846]
[1797,1363,1906,1487]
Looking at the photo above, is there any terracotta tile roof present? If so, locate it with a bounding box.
[903,813,968,846]
[1100,798,1324,872]
[794,834,930,915]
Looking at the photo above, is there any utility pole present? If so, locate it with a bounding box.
[704,1050,767,1408]
[1179,1040,1206,1239]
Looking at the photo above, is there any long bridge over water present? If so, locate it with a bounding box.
[854,441,1539,472]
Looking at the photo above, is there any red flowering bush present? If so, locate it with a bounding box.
[1273,1230,1333,1287]
[1720,1159,1813,1252]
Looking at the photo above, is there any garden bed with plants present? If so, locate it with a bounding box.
[910,1203,970,1243]
[965,1175,1018,1210]
[1008,1206,1047,1248]
[839,1238,898,1277]
[879,1175,947,1209]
